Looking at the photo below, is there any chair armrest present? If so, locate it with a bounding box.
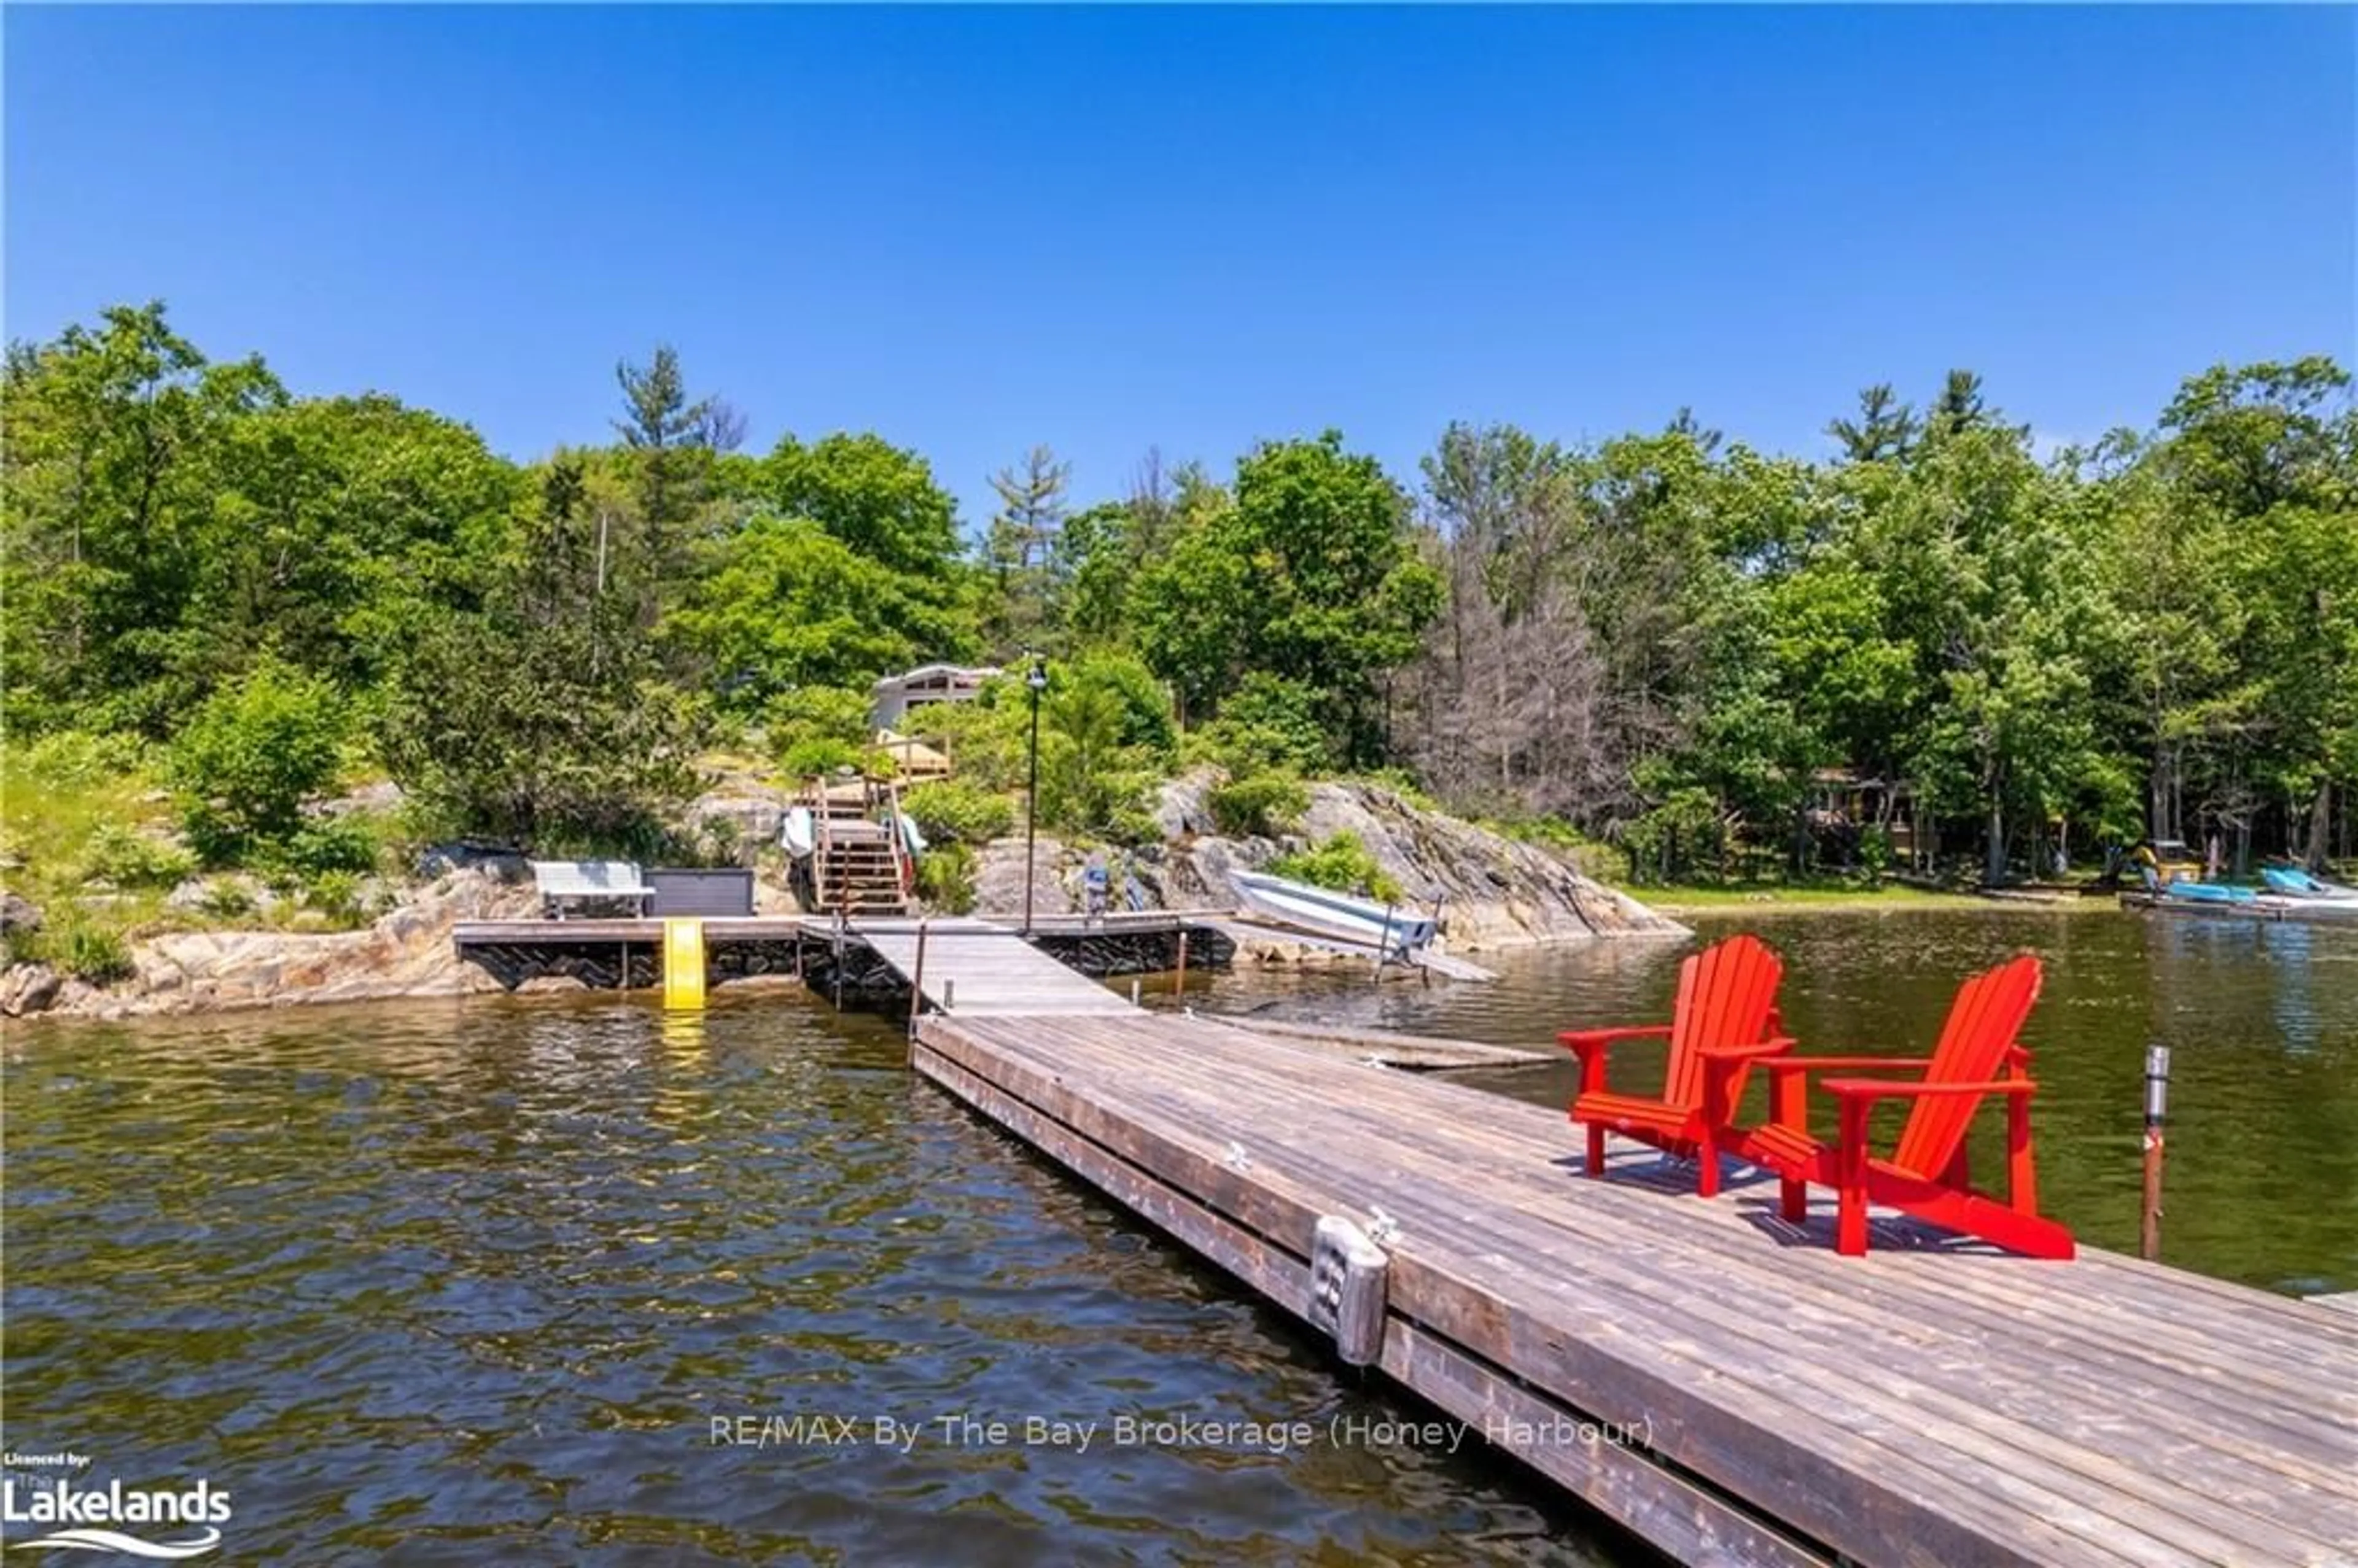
[1698,1036,1796,1062]
[1560,1023,1670,1096]
[1557,1025,1673,1055]
[1821,1077,2037,1101]
[1761,1054,1928,1076]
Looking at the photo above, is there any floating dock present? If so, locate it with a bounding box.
[2122,892,2358,927]
[913,1009,2358,1568]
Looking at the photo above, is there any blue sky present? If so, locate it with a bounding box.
[7,6,2352,527]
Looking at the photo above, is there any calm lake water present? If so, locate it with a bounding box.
[5,907,2352,1562]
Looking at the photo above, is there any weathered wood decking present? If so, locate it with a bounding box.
[914,1010,2358,1568]
[848,917,1135,1016]
[1193,1010,1551,1071]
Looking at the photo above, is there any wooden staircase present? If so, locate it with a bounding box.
[806,776,911,917]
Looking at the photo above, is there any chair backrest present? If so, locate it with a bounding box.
[1889,954,2044,1178]
[1663,934,1785,1109]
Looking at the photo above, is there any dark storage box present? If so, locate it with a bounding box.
[647,867,755,918]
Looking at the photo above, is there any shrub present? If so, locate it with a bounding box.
[902,781,1016,845]
[1620,788,1730,885]
[780,737,870,780]
[268,815,384,880]
[199,880,257,920]
[1058,651,1177,758]
[914,844,978,915]
[1268,831,1403,904]
[697,815,745,868]
[170,659,346,866]
[20,730,149,790]
[83,824,197,889]
[1859,825,1893,885]
[915,691,1031,793]
[55,920,133,984]
[303,870,365,926]
[1208,771,1309,838]
[1102,797,1164,850]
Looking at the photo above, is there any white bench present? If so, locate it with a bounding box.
[529,860,654,919]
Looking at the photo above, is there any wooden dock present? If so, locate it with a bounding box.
[913,1010,2358,1568]
[449,910,1233,999]
[846,916,1135,1016]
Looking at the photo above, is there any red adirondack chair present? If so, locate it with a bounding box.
[1560,934,1788,1197]
[1715,953,2073,1259]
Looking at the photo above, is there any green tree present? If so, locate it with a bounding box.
[1134,432,1441,764]
[1,303,281,735]
[763,432,965,581]
[613,346,736,611]
[982,444,1070,656]
[672,516,964,712]
[379,475,706,849]
[1828,382,1919,464]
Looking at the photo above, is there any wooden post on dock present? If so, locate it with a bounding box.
[908,919,930,1040]
[1175,930,1189,997]
[2141,1043,2170,1260]
[833,910,846,1011]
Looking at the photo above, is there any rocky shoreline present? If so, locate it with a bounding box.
[3,779,1680,1023]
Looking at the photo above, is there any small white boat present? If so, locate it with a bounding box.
[780,807,816,859]
[1231,871,1436,952]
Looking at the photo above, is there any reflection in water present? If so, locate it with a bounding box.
[4,996,1639,1567]
[1191,908,2358,1296]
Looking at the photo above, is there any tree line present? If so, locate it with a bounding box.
[5,300,2352,883]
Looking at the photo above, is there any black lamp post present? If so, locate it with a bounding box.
[1022,657,1049,934]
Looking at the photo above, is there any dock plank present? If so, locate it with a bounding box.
[916,1011,2358,1568]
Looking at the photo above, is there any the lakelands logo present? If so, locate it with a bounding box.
[1,1456,228,1559]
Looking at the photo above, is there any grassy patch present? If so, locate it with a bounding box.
[1628,880,2097,914]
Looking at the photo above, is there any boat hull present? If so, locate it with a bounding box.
[1231,871,1436,950]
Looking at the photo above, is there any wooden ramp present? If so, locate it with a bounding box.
[852,917,1135,1017]
[914,1011,2358,1568]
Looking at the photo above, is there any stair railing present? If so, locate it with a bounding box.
[810,774,833,913]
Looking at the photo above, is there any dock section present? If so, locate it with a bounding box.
[449,911,1232,1001]
[846,917,1136,1016]
[914,1010,2358,1568]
